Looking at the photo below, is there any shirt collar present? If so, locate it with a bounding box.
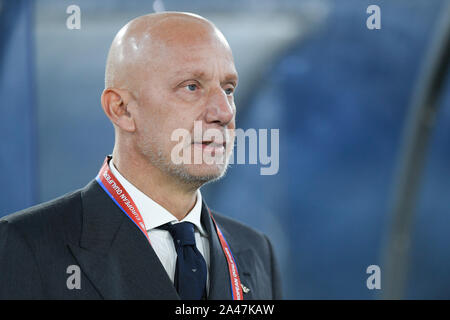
[109,159,207,236]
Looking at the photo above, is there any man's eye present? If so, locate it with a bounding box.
[225,87,234,95]
[186,84,198,91]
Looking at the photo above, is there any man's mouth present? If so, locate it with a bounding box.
[192,140,226,153]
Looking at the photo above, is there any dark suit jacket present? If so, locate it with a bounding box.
[0,180,282,299]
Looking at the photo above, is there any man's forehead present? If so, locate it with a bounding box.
[160,46,237,79]
[146,32,237,77]
[105,12,235,89]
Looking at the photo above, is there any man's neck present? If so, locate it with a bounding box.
[111,151,198,221]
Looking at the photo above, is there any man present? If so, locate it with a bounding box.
[0,12,282,300]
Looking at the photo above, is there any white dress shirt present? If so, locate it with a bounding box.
[109,160,210,292]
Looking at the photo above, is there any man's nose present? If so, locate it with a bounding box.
[204,88,235,126]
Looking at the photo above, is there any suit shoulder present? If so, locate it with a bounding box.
[0,189,82,237]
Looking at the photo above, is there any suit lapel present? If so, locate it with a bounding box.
[202,206,255,300]
[68,180,179,300]
[201,202,233,300]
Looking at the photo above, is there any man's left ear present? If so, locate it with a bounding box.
[101,88,136,132]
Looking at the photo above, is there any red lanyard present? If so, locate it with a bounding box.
[95,156,243,300]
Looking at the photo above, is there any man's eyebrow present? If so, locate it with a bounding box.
[222,73,238,86]
[170,69,238,84]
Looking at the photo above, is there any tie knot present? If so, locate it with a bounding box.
[160,222,196,247]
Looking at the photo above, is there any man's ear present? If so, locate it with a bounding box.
[101,88,136,132]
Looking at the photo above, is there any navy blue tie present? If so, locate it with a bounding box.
[159,222,207,300]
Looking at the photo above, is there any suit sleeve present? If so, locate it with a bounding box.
[264,234,283,299]
[0,220,44,299]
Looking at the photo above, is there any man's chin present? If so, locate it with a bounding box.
[184,163,228,180]
[171,163,228,186]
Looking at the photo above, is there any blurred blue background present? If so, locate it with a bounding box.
[1,0,450,299]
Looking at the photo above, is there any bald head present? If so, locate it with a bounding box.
[104,12,231,94]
